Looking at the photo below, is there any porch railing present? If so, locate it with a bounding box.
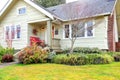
[52,38,61,49]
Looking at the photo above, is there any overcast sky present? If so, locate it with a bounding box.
[0,0,77,11]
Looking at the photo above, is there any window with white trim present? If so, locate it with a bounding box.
[18,7,26,15]
[64,25,69,38]
[64,21,94,38]
[4,25,21,40]
[55,28,59,35]
[86,21,94,37]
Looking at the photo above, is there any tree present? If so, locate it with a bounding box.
[34,0,65,7]
[63,3,103,54]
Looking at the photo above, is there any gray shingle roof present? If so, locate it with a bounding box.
[47,0,116,21]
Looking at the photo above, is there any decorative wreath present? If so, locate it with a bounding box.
[33,29,38,35]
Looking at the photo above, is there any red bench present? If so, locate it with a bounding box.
[30,36,44,46]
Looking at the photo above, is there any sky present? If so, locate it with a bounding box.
[0,0,77,11]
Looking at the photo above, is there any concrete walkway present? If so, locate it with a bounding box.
[0,62,18,68]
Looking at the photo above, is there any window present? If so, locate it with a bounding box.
[64,25,69,38]
[18,7,26,15]
[55,28,59,35]
[86,21,93,37]
[63,21,94,38]
[5,26,10,39]
[72,23,85,37]
[11,25,15,39]
[5,25,21,40]
[16,25,21,39]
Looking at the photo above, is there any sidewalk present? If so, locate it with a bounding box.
[0,62,18,68]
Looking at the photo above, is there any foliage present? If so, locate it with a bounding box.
[87,54,113,64]
[2,54,13,62]
[35,0,65,7]
[18,45,48,64]
[0,46,14,63]
[52,53,113,65]
[113,52,120,62]
[73,47,102,54]
[0,46,14,56]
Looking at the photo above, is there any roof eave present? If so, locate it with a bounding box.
[0,0,12,17]
[111,0,118,16]
[60,12,111,22]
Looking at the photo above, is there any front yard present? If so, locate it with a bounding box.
[0,62,120,80]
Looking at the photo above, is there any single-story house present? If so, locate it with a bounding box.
[0,0,120,52]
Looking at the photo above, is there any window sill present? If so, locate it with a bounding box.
[63,36,95,40]
[4,39,21,41]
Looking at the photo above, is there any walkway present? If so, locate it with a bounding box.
[0,62,18,68]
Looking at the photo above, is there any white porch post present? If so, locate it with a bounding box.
[47,20,52,48]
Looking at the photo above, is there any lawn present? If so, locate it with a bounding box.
[0,62,120,80]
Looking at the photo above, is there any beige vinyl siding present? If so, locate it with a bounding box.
[116,0,120,37]
[0,0,49,49]
[60,16,109,50]
[53,24,62,39]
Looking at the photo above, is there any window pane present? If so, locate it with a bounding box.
[11,26,15,39]
[18,7,26,14]
[55,28,58,35]
[6,26,9,39]
[16,25,21,39]
[87,21,93,37]
[65,25,69,38]
[72,23,85,37]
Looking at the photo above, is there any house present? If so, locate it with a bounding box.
[0,0,120,52]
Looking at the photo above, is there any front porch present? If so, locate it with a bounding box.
[27,19,61,51]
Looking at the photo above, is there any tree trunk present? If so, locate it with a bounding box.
[69,40,75,54]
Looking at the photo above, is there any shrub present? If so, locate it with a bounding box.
[113,52,120,62]
[62,48,70,53]
[87,54,113,64]
[2,54,14,62]
[0,46,14,56]
[18,45,48,64]
[0,56,2,63]
[52,53,113,65]
[73,47,101,53]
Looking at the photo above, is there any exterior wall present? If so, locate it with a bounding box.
[0,0,49,49]
[107,15,115,51]
[60,16,109,50]
[53,24,62,39]
[116,0,120,37]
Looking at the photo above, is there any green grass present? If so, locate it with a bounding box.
[0,62,120,80]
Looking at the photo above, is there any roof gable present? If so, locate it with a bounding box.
[0,0,54,20]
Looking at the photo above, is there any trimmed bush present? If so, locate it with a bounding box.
[113,52,120,62]
[2,54,13,62]
[73,47,102,53]
[18,45,48,64]
[52,53,113,65]
[0,46,14,63]
[87,54,113,64]
[0,46,14,56]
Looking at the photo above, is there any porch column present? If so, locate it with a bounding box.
[47,20,52,48]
